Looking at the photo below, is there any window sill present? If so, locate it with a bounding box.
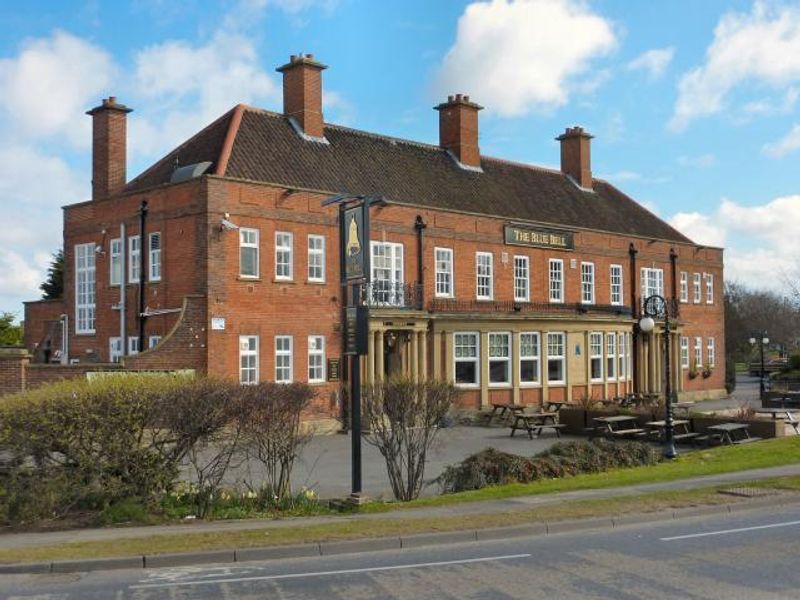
[435,294,455,300]
[238,276,261,282]
[546,382,566,387]
[306,280,327,286]
[519,383,542,388]
[273,278,296,285]
[488,383,512,389]
[75,332,96,336]
[454,383,480,389]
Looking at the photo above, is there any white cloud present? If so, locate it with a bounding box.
[762,123,800,158]
[627,47,674,81]
[669,211,727,247]
[677,153,717,168]
[669,2,800,131]
[435,0,617,117]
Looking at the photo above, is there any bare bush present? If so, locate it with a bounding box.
[362,378,457,501]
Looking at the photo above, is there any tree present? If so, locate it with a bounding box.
[0,313,22,346]
[40,249,64,300]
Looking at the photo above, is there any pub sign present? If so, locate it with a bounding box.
[341,203,370,282]
[504,224,574,251]
[344,306,369,355]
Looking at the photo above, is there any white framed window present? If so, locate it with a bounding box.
[618,332,627,380]
[370,241,404,305]
[110,238,122,286]
[547,332,566,384]
[693,273,702,303]
[454,332,479,387]
[307,234,325,282]
[75,243,96,334]
[148,232,161,282]
[694,336,703,368]
[128,236,141,284]
[435,247,454,298]
[610,264,623,305]
[640,267,664,302]
[239,335,259,385]
[488,332,511,386]
[148,335,162,349]
[680,336,690,369]
[476,252,493,300]
[680,272,688,303]
[627,333,633,379]
[549,259,564,303]
[513,256,530,302]
[240,228,259,278]
[705,273,714,304]
[589,332,603,382]
[109,337,122,363]
[581,262,595,304]
[275,335,293,383]
[519,332,540,385]
[275,231,293,280]
[128,337,140,355]
[606,333,617,381]
[707,337,716,368]
[308,335,325,383]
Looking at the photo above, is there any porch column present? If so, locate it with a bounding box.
[480,331,489,409]
[376,330,385,382]
[511,332,520,405]
[367,328,376,383]
[419,330,428,381]
[432,329,442,380]
[443,331,454,383]
[410,330,419,382]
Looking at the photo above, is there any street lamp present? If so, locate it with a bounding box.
[639,294,677,459]
[749,333,769,401]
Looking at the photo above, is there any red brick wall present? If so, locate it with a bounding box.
[0,349,29,396]
[26,363,121,390]
[23,299,65,352]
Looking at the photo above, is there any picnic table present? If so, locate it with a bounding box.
[706,422,761,445]
[509,411,564,439]
[754,407,800,435]
[644,419,699,443]
[673,401,695,417]
[485,402,526,426]
[543,400,568,413]
[592,415,646,439]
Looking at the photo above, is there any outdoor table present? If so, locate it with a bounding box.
[543,400,568,413]
[754,407,800,435]
[486,402,526,426]
[510,411,563,439]
[673,401,695,417]
[644,419,698,443]
[706,422,760,445]
[592,415,646,439]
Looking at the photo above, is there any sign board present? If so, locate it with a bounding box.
[211,317,226,331]
[341,203,370,282]
[327,358,341,381]
[344,306,369,355]
[504,224,574,251]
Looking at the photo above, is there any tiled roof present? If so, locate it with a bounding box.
[127,106,692,243]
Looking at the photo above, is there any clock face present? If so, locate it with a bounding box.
[644,294,666,318]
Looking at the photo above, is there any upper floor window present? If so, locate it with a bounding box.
[519,332,540,385]
[547,332,566,384]
[308,235,325,282]
[240,335,259,385]
[75,243,96,334]
[128,236,141,283]
[308,335,325,383]
[705,273,714,304]
[454,332,479,387]
[589,332,603,381]
[549,259,564,303]
[240,228,259,278]
[693,273,702,303]
[680,271,688,303]
[513,256,530,302]
[110,239,122,286]
[488,332,511,386]
[640,267,664,305]
[275,232,293,280]
[370,241,404,305]
[275,335,293,383]
[149,232,161,282]
[581,262,595,304]
[435,247,454,298]
[610,264,623,305]
[476,252,493,300]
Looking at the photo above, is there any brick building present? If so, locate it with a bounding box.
[21,53,725,420]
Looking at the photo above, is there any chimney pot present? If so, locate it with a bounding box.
[556,126,594,189]
[435,94,484,169]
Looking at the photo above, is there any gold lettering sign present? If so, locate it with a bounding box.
[504,225,574,250]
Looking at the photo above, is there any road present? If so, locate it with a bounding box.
[3,502,800,599]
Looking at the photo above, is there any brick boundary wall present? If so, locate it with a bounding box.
[0,348,30,396]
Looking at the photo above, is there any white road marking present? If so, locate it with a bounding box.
[130,553,532,589]
[660,519,800,541]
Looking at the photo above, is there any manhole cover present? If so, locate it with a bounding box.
[717,487,781,498]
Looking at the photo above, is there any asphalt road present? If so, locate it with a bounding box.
[3,502,800,599]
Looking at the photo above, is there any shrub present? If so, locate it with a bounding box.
[437,440,661,494]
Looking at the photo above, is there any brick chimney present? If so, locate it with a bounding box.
[86,96,132,200]
[556,126,594,189]
[435,94,483,169]
[276,53,327,140]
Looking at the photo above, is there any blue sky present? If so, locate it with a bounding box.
[1,0,799,317]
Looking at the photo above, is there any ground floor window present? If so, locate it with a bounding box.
[519,332,540,385]
[606,333,617,381]
[707,337,716,368]
[590,332,603,381]
[276,336,293,383]
[148,335,162,349]
[547,332,565,384]
[240,335,258,384]
[128,337,139,355]
[680,336,689,369]
[488,332,511,386]
[618,333,627,380]
[694,336,703,368]
[109,337,122,363]
[454,332,479,386]
[308,335,325,383]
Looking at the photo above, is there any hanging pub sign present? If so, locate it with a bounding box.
[344,306,369,355]
[341,203,370,282]
[504,224,575,251]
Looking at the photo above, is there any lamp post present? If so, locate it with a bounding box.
[639,294,677,459]
[749,333,769,401]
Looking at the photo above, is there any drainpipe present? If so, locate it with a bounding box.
[138,200,148,351]
[629,242,639,392]
[414,215,426,310]
[119,222,126,359]
[669,247,678,306]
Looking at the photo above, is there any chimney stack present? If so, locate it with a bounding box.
[556,126,594,189]
[276,53,327,140]
[86,96,132,200]
[435,93,483,169]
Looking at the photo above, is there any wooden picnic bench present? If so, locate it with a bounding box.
[485,402,526,426]
[644,419,700,443]
[706,422,761,445]
[510,412,564,439]
[754,407,800,435]
[593,415,647,439]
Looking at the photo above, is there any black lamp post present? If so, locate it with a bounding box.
[639,294,677,459]
[749,333,769,401]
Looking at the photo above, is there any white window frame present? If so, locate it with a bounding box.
[519,332,540,386]
[434,247,454,298]
[693,273,702,303]
[128,337,140,355]
[109,337,122,363]
[275,335,293,383]
[694,336,703,368]
[307,234,325,283]
[110,238,122,286]
[239,335,259,385]
[75,243,96,334]
[606,332,617,381]
[488,332,511,387]
[476,252,493,300]
[239,228,259,279]
[148,335,162,349]
[275,231,293,280]
[680,336,690,369]
[680,271,688,303]
[547,332,566,385]
[128,236,141,284]
[589,332,604,382]
[549,259,564,303]
[610,264,623,306]
[581,262,595,304]
[618,332,627,380]
[707,337,716,368]
[148,232,161,282]
[454,332,480,388]
[308,335,325,383]
[627,333,633,379]
[513,255,530,302]
[640,267,665,303]
[370,241,405,306]
[705,273,714,304]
